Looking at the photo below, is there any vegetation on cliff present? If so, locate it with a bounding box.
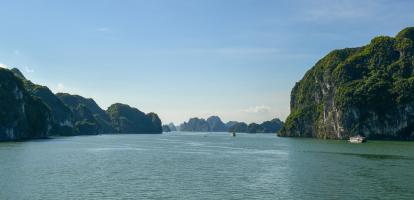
[280,27,414,140]
[56,93,113,134]
[228,118,284,133]
[11,68,74,136]
[0,68,52,140]
[180,116,284,133]
[107,103,162,133]
[180,116,228,132]
[0,67,163,140]
[180,117,211,132]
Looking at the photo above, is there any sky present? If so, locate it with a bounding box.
[0,0,413,125]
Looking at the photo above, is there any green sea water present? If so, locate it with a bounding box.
[0,132,413,200]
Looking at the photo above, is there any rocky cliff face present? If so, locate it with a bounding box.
[180,117,211,132]
[107,103,162,133]
[146,112,163,133]
[0,68,52,141]
[280,27,414,140]
[179,116,227,132]
[1,67,163,140]
[56,93,114,134]
[228,118,284,133]
[180,116,284,133]
[206,116,227,132]
[11,69,74,136]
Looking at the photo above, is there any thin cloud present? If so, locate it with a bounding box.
[57,83,65,92]
[0,63,10,69]
[24,66,34,73]
[52,82,81,94]
[242,105,272,114]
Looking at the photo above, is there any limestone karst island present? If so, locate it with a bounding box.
[0,1,413,200]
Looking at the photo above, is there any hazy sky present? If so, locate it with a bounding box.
[0,0,413,124]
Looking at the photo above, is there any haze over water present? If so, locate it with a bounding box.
[1,133,413,200]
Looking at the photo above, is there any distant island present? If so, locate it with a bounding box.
[0,68,162,141]
[174,116,284,134]
[279,27,414,141]
[3,27,414,141]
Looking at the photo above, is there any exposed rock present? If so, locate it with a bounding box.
[0,68,52,141]
[181,116,284,133]
[280,27,414,140]
[56,93,114,134]
[180,117,210,132]
[11,68,74,136]
[1,67,164,140]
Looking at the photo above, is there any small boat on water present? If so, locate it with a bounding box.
[349,135,367,143]
[231,132,236,137]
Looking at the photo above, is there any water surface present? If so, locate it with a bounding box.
[0,132,413,200]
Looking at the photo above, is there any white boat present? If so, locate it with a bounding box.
[231,132,236,137]
[349,135,367,143]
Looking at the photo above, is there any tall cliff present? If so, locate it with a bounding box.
[11,69,74,136]
[0,67,163,140]
[0,68,52,141]
[279,27,414,140]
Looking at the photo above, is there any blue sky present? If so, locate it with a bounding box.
[0,0,413,124]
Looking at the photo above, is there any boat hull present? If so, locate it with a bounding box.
[349,136,367,143]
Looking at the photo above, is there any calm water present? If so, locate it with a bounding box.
[0,132,413,200]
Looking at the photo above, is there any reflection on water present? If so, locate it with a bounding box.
[307,151,413,160]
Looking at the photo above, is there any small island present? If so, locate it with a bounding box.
[0,68,162,141]
[178,116,284,134]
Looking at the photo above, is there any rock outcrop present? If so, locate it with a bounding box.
[206,116,227,132]
[280,27,414,140]
[180,116,284,133]
[180,117,210,132]
[179,116,229,132]
[11,69,74,136]
[107,103,162,133]
[0,68,52,141]
[56,93,114,134]
[0,67,163,140]
[228,118,284,133]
